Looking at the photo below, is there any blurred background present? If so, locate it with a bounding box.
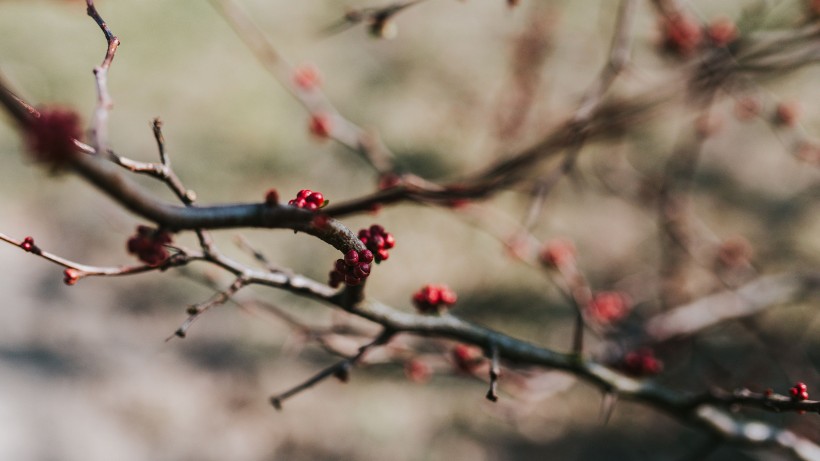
[0,0,819,460]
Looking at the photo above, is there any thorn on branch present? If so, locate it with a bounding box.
[600,391,618,424]
[486,343,500,402]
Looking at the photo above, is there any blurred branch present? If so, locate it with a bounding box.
[321,0,428,38]
[210,0,396,174]
[2,3,820,459]
[647,271,820,342]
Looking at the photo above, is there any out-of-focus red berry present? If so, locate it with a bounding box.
[413,284,458,315]
[539,238,576,269]
[586,291,631,324]
[662,13,703,57]
[707,18,738,46]
[621,348,663,377]
[292,64,321,91]
[452,344,483,373]
[404,359,432,383]
[309,113,332,139]
[774,102,801,127]
[25,107,82,167]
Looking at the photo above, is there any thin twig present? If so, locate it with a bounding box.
[210,0,395,174]
[270,329,394,409]
[86,0,120,154]
[168,276,248,340]
[0,232,192,283]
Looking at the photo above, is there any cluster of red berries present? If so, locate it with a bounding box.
[20,236,37,253]
[127,225,172,266]
[412,284,457,315]
[358,224,394,263]
[790,382,809,401]
[662,14,738,57]
[25,107,82,166]
[328,249,374,287]
[586,291,631,324]
[621,349,663,377]
[288,189,326,211]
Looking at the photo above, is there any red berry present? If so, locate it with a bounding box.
[383,233,396,249]
[774,102,801,127]
[264,188,279,206]
[63,268,80,286]
[344,249,359,266]
[404,359,432,383]
[734,97,761,121]
[706,17,737,46]
[622,348,663,377]
[334,259,347,273]
[360,250,374,263]
[292,64,321,91]
[452,344,482,373]
[539,238,576,269]
[309,113,332,139]
[662,13,703,57]
[587,291,631,324]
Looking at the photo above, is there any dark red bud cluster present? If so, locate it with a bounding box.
[127,225,172,266]
[358,224,394,263]
[25,107,82,166]
[412,284,457,315]
[790,382,809,401]
[21,236,36,253]
[328,249,374,287]
[288,189,325,211]
[621,348,663,377]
